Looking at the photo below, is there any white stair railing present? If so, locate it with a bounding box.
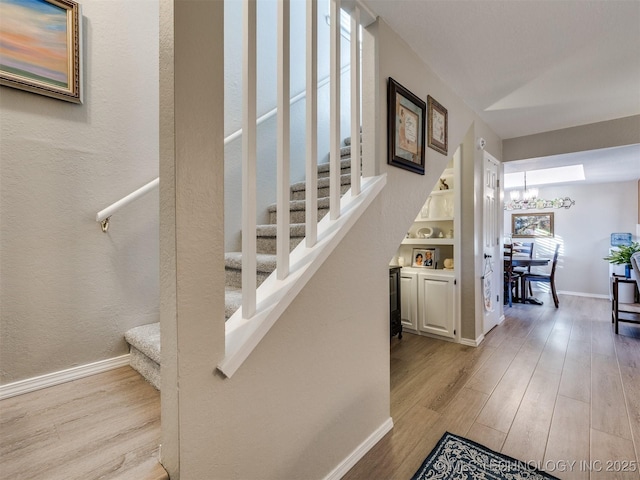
[95,0,378,345]
[221,0,383,377]
[238,0,371,319]
[94,69,351,233]
[95,177,159,232]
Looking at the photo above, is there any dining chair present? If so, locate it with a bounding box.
[521,243,560,308]
[512,241,534,296]
[503,244,522,307]
[611,251,640,334]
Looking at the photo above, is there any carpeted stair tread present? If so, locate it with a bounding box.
[225,286,243,319]
[343,136,361,146]
[343,129,362,146]
[126,134,362,389]
[125,322,160,365]
[317,158,353,176]
[290,173,352,193]
[130,346,160,390]
[267,196,331,214]
[256,223,306,238]
[225,252,277,272]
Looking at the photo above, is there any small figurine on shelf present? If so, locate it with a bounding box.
[439,178,449,190]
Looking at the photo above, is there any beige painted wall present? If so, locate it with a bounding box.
[0,0,159,384]
[503,180,638,297]
[503,115,640,161]
[161,10,502,478]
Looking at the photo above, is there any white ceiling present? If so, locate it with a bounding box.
[503,143,640,186]
[360,0,640,183]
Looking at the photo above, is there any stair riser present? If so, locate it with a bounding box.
[225,268,272,290]
[257,235,304,255]
[129,346,160,390]
[318,166,351,179]
[292,184,351,201]
[268,207,330,224]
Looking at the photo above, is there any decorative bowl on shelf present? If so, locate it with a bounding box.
[417,227,433,239]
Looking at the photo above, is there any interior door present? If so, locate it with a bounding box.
[482,152,501,334]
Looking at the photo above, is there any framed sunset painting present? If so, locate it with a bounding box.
[0,0,82,103]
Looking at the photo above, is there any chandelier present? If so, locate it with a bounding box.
[509,171,538,203]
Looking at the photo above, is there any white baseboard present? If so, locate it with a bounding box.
[0,354,130,400]
[460,334,485,347]
[323,417,394,480]
[557,290,609,300]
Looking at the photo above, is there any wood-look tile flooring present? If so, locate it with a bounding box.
[2,295,638,480]
[345,293,640,480]
[0,366,165,480]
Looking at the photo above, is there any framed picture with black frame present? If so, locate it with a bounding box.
[427,95,448,156]
[387,77,426,175]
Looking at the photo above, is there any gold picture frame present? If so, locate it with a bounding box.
[427,95,448,156]
[0,0,83,103]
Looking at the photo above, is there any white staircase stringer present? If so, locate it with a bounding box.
[218,173,386,378]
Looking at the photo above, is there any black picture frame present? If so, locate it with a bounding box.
[427,95,448,156]
[387,78,426,175]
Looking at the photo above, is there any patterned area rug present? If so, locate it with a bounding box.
[411,432,559,480]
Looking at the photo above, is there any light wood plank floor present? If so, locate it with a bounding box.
[345,293,640,480]
[2,294,638,480]
[0,366,165,480]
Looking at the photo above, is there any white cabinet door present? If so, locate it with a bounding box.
[400,271,417,331]
[417,273,455,338]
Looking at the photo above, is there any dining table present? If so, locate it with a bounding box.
[511,256,551,305]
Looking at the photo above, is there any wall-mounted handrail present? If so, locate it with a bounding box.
[96,177,159,232]
[226,63,350,145]
[94,65,350,232]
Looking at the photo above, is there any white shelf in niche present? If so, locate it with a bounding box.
[429,189,454,196]
[401,238,454,246]
[414,216,454,222]
[400,266,455,277]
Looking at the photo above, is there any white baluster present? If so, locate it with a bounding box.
[242,0,257,318]
[306,0,318,247]
[350,6,361,196]
[329,0,341,220]
[277,0,291,279]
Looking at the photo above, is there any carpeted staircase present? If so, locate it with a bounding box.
[125,138,359,389]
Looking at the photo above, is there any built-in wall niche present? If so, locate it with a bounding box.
[390,147,461,343]
[396,244,453,270]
